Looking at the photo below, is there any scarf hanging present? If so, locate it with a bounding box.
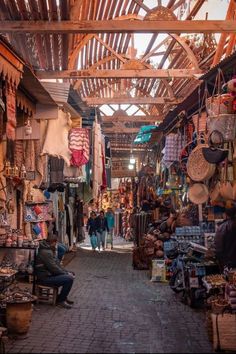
[69,128,89,167]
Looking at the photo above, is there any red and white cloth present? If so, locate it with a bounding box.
[69,128,90,167]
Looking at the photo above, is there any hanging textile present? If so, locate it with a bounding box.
[69,128,90,167]
[42,109,72,166]
[34,140,44,178]
[14,140,24,168]
[92,122,103,200]
[49,157,64,184]
[63,164,83,182]
[101,135,107,189]
[24,139,36,172]
[162,132,185,168]
[105,136,111,189]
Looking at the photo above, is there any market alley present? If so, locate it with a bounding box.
[6,246,212,354]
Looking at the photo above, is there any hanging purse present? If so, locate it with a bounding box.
[219,160,234,200]
[202,130,228,164]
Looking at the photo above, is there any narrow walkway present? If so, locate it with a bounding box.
[7,245,212,353]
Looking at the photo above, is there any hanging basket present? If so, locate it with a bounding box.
[207,114,236,142]
[206,94,234,116]
[187,144,216,182]
[188,183,209,205]
[212,313,236,352]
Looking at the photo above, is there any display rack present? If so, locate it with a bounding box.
[0,246,37,294]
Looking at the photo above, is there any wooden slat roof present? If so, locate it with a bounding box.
[0,0,233,151]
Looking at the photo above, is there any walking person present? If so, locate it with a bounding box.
[96,210,109,251]
[105,208,115,249]
[86,211,98,251]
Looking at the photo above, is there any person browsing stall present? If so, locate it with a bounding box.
[215,207,236,271]
[35,234,75,309]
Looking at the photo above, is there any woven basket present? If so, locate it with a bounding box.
[211,299,230,314]
[206,94,234,116]
[212,313,236,351]
[205,310,213,343]
[207,114,236,142]
[187,144,216,181]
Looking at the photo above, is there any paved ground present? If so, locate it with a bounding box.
[6,237,212,353]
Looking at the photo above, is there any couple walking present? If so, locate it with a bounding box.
[87,209,114,251]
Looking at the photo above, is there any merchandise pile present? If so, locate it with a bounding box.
[132,219,174,270]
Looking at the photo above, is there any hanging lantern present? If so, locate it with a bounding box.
[24,119,32,136]
[5,161,12,177]
[12,165,19,177]
[20,164,26,179]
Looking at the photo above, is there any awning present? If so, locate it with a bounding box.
[0,39,24,87]
[134,125,158,144]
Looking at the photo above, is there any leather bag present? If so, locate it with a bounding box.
[202,130,228,164]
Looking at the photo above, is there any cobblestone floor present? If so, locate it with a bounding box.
[6,240,212,353]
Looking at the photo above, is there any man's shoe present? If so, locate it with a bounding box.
[56,301,72,309]
[66,298,74,305]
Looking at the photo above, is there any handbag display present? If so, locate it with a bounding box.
[219,160,234,201]
[202,130,228,164]
[207,114,236,142]
[206,69,236,142]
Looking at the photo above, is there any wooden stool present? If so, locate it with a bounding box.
[35,284,58,306]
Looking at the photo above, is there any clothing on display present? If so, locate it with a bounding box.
[69,128,90,167]
[42,109,72,166]
[49,157,64,185]
[92,122,103,200]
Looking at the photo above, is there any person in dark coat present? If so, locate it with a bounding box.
[96,210,109,251]
[35,234,75,309]
[87,211,98,251]
[215,207,236,270]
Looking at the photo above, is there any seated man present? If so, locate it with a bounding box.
[35,234,75,309]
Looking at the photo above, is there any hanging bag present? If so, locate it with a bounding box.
[206,68,233,116]
[219,159,233,200]
[187,144,216,181]
[202,130,228,164]
[207,69,236,142]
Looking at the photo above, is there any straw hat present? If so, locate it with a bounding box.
[188,183,209,205]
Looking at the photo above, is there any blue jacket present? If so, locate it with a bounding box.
[106,212,115,229]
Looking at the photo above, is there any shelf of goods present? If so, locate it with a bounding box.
[24,201,53,241]
[174,226,204,246]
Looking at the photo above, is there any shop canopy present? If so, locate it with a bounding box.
[134,125,157,145]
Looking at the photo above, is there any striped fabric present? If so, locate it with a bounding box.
[69,128,90,167]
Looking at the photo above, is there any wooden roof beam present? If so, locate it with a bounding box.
[36,68,202,79]
[101,115,163,122]
[1,20,236,33]
[103,127,140,134]
[85,97,182,105]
